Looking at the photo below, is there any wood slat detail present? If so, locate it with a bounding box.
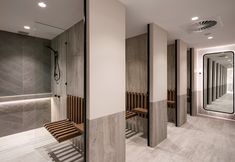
[126,92,148,118]
[167,89,176,108]
[44,95,85,143]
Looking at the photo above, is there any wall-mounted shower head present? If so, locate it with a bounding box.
[45,45,60,83]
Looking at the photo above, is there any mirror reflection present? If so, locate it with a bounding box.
[203,51,234,113]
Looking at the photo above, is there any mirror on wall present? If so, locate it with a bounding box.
[203,51,234,114]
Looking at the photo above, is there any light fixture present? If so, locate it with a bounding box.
[208,36,213,40]
[24,26,30,30]
[38,2,47,8]
[0,98,51,105]
[191,16,199,21]
[228,60,231,62]
[225,56,229,58]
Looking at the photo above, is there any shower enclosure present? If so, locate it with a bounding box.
[0,0,86,161]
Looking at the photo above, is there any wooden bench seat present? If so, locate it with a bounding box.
[133,107,148,118]
[167,89,176,108]
[126,111,137,119]
[133,108,148,114]
[44,120,83,143]
[44,95,84,143]
[126,92,148,119]
[74,123,84,134]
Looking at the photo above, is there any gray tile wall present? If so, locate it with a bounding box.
[86,111,125,162]
[51,20,84,122]
[149,100,167,147]
[177,94,187,126]
[167,44,176,90]
[0,98,51,137]
[126,34,148,93]
[0,30,51,96]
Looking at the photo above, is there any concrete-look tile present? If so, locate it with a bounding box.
[127,115,235,162]
[87,111,125,162]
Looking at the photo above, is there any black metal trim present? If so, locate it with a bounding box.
[147,24,150,146]
[175,40,178,126]
[83,0,87,161]
[202,51,235,114]
[211,61,215,102]
[207,58,210,104]
[189,48,193,116]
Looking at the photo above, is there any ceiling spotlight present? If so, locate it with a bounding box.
[191,16,199,21]
[24,26,30,30]
[208,36,213,40]
[38,2,47,8]
[225,56,229,58]
[228,60,231,62]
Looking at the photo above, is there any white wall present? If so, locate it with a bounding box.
[87,0,126,120]
[149,23,167,102]
[196,44,235,119]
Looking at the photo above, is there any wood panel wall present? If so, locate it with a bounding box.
[126,34,148,93]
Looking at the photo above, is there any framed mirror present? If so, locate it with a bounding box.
[203,51,234,114]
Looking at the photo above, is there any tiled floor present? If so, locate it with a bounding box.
[126,115,235,162]
[0,115,235,162]
[0,128,84,162]
[206,93,233,113]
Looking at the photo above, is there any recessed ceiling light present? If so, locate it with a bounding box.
[228,60,231,62]
[225,56,229,58]
[24,26,30,30]
[191,16,199,21]
[208,36,213,40]
[38,2,47,8]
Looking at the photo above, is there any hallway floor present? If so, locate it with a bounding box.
[0,115,235,162]
[206,93,233,113]
[126,115,235,162]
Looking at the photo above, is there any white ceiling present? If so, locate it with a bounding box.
[119,0,235,49]
[0,0,83,40]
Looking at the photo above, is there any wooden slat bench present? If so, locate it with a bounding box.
[126,111,137,119]
[167,89,176,108]
[126,92,148,119]
[44,95,84,143]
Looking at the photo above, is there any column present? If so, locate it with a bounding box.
[149,23,168,147]
[224,67,227,95]
[207,59,213,104]
[212,61,217,101]
[220,65,223,97]
[216,63,220,98]
[225,67,227,94]
[176,39,187,126]
[222,66,225,95]
[190,48,197,116]
[87,0,126,161]
[203,57,208,107]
